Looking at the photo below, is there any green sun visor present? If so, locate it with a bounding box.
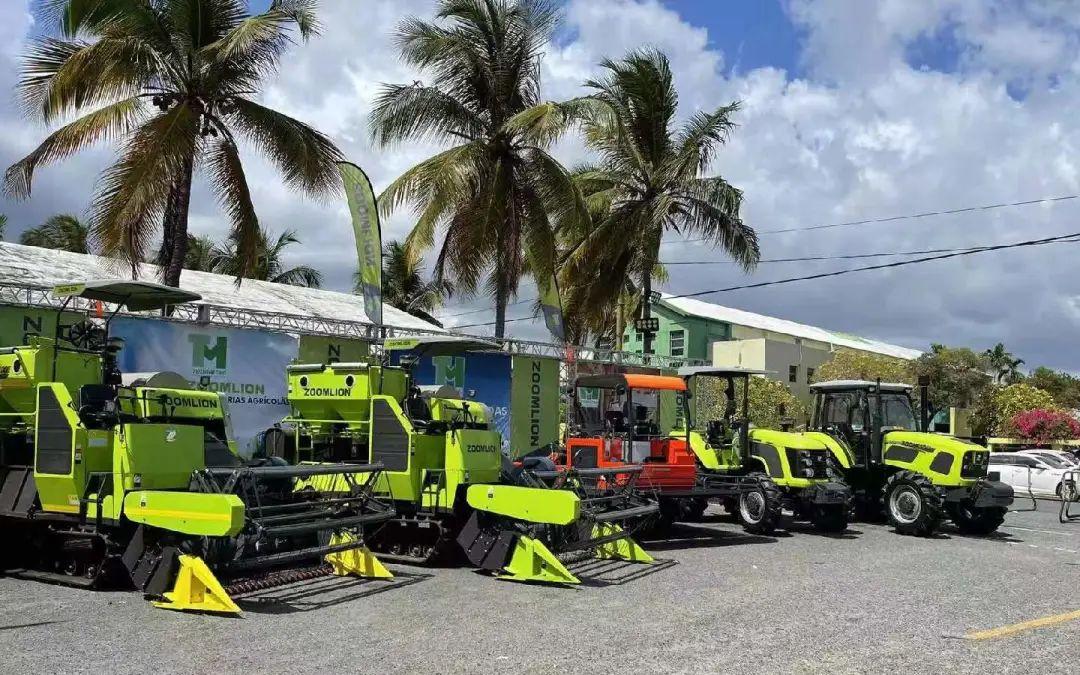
[53,280,203,312]
[383,335,500,357]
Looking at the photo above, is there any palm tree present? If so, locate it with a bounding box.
[18,213,91,253]
[367,240,450,326]
[0,214,7,240]
[984,343,1024,384]
[5,0,342,286]
[212,227,322,288]
[371,0,585,338]
[184,234,218,272]
[561,49,759,353]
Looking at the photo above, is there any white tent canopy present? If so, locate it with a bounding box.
[0,242,444,333]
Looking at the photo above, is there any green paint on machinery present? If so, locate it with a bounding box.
[274,336,656,585]
[672,367,852,534]
[0,281,395,614]
[805,380,1014,536]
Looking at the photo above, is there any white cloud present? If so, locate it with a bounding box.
[2,0,1080,371]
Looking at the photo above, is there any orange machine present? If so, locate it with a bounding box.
[561,373,755,527]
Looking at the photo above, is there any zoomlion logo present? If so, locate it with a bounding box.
[466,444,498,453]
[188,334,228,376]
[433,356,465,387]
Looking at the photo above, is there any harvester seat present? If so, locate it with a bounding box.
[77,384,119,429]
[405,388,433,428]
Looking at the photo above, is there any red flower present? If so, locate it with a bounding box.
[1011,409,1080,444]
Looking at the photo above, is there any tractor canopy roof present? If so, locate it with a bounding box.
[53,280,202,311]
[382,335,500,358]
[677,366,772,378]
[809,379,912,392]
[575,373,687,391]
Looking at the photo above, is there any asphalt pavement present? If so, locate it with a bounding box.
[2,502,1078,675]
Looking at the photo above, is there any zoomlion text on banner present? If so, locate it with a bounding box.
[112,318,297,455]
[510,355,559,458]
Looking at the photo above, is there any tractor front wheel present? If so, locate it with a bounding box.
[811,504,848,533]
[739,474,783,535]
[949,504,1007,535]
[883,472,942,537]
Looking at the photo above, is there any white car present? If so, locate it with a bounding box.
[1017,449,1080,468]
[988,453,1074,498]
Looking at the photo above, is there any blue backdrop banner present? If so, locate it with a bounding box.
[406,350,513,453]
[112,318,297,455]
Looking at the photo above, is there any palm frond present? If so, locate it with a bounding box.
[5,97,144,199]
[89,104,201,267]
[204,131,260,281]
[271,264,322,288]
[227,97,343,197]
[370,84,487,147]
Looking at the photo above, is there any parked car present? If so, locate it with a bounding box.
[988,453,1073,498]
[1017,449,1080,469]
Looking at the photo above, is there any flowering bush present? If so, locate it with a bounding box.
[1009,409,1080,444]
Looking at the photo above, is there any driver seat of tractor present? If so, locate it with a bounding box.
[405,386,433,429]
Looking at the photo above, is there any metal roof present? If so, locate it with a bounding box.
[659,293,922,360]
[0,242,443,332]
[678,365,773,377]
[809,380,913,391]
[383,335,500,357]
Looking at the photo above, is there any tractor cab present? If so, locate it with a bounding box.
[808,380,920,469]
[566,373,697,491]
[674,366,771,469]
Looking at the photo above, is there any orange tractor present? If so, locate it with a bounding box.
[553,373,773,530]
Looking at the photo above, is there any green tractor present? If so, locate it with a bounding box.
[673,367,852,534]
[270,335,657,586]
[0,281,396,614]
[805,380,1014,536]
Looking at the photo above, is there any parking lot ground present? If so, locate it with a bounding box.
[2,503,1078,675]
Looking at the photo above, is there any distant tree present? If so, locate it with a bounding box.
[912,344,992,412]
[363,240,450,326]
[184,234,218,272]
[1025,367,1080,409]
[213,228,321,288]
[18,214,91,253]
[984,343,1024,384]
[696,376,807,430]
[970,383,1058,437]
[813,349,914,386]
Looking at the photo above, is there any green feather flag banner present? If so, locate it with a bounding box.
[338,161,382,327]
[539,272,566,342]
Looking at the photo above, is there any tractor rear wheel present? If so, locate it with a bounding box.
[948,504,1007,535]
[811,504,848,533]
[883,471,942,537]
[739,473,783,535]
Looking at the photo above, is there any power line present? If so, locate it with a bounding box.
[665,231,1080,301]
[660,244,982,265]
[658,193,1080,245]
[447,231,1080,330]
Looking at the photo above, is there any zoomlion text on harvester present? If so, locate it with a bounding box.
[0,281,396,614]
[267,336,657,585]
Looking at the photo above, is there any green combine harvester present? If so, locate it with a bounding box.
[0,281,396,614]
[270,336,656,585]
[805,380,1014,536]
[674,367,852,534]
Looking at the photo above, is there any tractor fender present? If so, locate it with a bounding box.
[465,484,580,526]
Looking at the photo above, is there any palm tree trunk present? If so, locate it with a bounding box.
[161,156,194,287]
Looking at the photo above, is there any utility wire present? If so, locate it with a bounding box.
[447,230,1080,330]
[659,193,1080,245]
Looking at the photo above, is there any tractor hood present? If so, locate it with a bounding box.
[883,430,985,453]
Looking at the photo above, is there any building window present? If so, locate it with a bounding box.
[670,330,685,357]
[806,367,815,384]
[789,365,798,383]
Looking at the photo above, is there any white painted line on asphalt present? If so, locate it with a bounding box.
[1003,525,1074,536]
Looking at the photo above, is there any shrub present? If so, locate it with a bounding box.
[1010,409,1080,444]
[994,384,1057,437]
